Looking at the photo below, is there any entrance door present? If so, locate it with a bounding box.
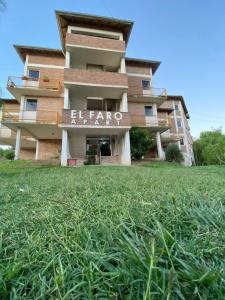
[86,137,111,156]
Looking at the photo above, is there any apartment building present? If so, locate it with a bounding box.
[0,11,194,166]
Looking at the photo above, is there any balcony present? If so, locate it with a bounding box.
[128,87,167,106]
[130,114,171,132]
[161,131,181,142]
[64,69,128,98]
[66,33,125,69]
[7,76,62,101]
[60,109,131,134]
[0,127,36,148]
[2,110,62,139]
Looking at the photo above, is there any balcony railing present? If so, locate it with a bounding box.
[2,109,60,124]
[130,114,171,127]
[7,76,62,91]
[128,87,167,98]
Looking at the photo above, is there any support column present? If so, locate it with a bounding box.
[61,129,69,166]
[64,88,70,109]
[121,131,131,165]
[120,92,128,112]
[14,128,21,160]
[156,131,164,160]
[35,140,39,160]
[120,57,126,73]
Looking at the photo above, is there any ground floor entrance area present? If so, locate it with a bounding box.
[61,130,131,166]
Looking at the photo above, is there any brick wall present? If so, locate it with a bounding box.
[64,68,128,86]
[28,54,65,66]
[126,62,150,75]
[20,149,36,160]
[128,76,150,96]
[38,139,61,160]
[66,33,125,52]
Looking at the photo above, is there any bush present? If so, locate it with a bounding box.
[130,127,154,160]
[84,150,96,165]
[0,148,14,160]
[165,144,183,163]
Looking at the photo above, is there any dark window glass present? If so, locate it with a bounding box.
[175,104,179,111]
[180,138,185,145]
[177,119,182,128]
[25,99,37,111]
[28,70,39,80]
[142,80,150,90]
[144,106,153,116]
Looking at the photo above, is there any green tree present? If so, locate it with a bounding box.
[130,127,154,160]
[165,144,183,163]
[193,129,225,165]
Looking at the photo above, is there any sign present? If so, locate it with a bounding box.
[62,110,130,127]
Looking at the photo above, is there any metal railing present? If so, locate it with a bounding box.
[2,109,61,124]
[130,114,171,127]
[7,76,62,91]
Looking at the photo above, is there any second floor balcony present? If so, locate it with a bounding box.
[128,86,167,106]
[64,68,128,99]
[0,126,36,148]
[7,76,63,101]
[130,113,171,132]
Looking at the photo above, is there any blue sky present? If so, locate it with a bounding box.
[0,0,225,137]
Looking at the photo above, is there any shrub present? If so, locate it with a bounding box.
[165,144,183,163]
[84,150,96,165]
[0,148,14,160]
[130,127,154,160]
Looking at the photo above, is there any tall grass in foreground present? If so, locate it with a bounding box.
[0,162,225,299]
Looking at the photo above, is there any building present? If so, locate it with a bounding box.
[0,11,194,166]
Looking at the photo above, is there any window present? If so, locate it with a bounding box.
[144,106,153,117]
[177,119,182,128]
[25,99,37,111]
[180,138,185,145]
[87,98,103,110]
[28,70,39,81]
[142,80,151,90]
[175,104,179,111]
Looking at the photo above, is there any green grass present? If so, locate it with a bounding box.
[1,161,225,299]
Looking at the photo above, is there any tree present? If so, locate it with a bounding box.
[130,127,154,160]
[193,129,225,165]
[165,144,183,163]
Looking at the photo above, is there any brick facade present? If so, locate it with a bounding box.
[38,140,61,160]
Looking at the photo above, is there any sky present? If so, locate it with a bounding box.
[0,0,225,138]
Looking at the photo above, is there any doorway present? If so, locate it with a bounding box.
[86,137,111,156]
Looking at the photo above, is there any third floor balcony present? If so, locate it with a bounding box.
[7,76,63,101]
[64,68,128,99]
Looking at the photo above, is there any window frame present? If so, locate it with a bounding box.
[24,99,38,111]
[177,119,182,128]
[28,69,40,81]
[142,80,151,91]
[144,105,154,117]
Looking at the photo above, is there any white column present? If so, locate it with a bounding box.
[14,128,21,160]
[65,51,70,68]
[120,57,126,74]
[120,92,128,112]
[35,140,39,160]
[61,129,68,166]
[64,88,70,109]
[121,131,131,165]
[156,131,164,160]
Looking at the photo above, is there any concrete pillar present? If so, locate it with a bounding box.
[156,131,164,160]
[64,88,70,109]
[120,92,128,112]
[120,57,126,73]
[61,129,68,166]
[121,131,131,165]
[65,51,70,68]
[14,128,21,160]
[35,140,39,160]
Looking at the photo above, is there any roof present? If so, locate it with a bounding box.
[0,98,18,103]
[55,10,134,52]
[14,45,64,63]
[167,95,190,119]
[125,57,161,74]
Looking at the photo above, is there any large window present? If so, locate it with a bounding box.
[144,106,153,117]
[142,80,151,90]
[28,70,39,81]
[25,99,37,111]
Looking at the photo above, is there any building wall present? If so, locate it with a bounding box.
[69,133,86,158]
[20,149,36,160]
[38,139,61,160]
[28,53,65,66]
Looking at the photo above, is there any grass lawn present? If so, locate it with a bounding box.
[1,161,225,299]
